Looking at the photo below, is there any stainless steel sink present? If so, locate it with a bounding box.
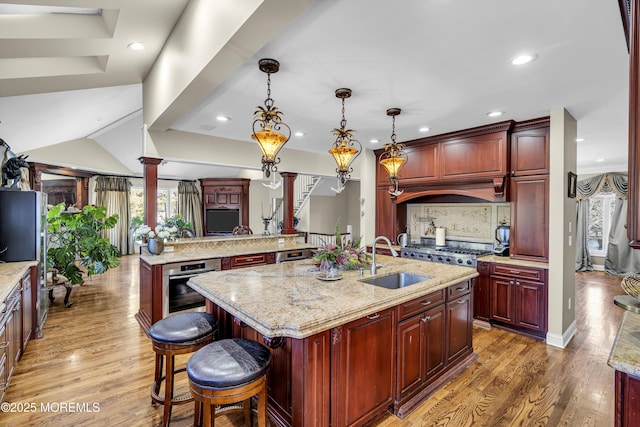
[360,272,433,289]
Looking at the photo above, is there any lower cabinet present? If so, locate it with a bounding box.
[1,281,24,403]
[474,261,491,322]
[395,281,472,415]
[489,263,547,336]
[615,370,640,426]
[331,308,396,427]
[223,252,277,270]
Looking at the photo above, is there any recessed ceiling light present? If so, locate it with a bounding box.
[576,138,586,142]
[419,127,430,133]
[487,111,503,118]
[596,158,605,162]
[370,139,380,144]
[128,42,145,50]
[294,131,304,137]
[510,53,537,66]
[216,115,230,122]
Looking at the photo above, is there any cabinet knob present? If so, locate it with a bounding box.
[367,313,381,320]
[457,299,465,304]
[421,315,431,323]
[420,300,432,306]
[511,170,515,177]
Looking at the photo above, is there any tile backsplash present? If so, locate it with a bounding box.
[406,203,510,243]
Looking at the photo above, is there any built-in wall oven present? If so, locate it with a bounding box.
[162,259,221,316]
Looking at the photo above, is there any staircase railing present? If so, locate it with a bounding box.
[308,231,352,247]
[294,175,321,217]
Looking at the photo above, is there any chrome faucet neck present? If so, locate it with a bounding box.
[371,236,397,275]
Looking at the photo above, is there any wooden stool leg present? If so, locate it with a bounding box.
[202,400,214,427]
[257,384,267,427]
[153,354,163,401]
[194,400,202,427]
[163,354,174,427]
[243,398,251,426]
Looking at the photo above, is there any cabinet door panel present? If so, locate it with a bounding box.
[397,316,423,396]
[510,128,550,176]
[440,133,507,179]
[375,188,396,239]
[395,144,438,183]
[424,304,445,381]
[474,262,490,321]
[490,276,514,323]
[332,309,395,427]
[510,176,549,261]
[515,280,546,332]
[446,293,472,364]
[22,271,33,348]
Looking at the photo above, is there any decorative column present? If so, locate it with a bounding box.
[138,157,162,230]
[280,172,298,235]
[628,0,640,247]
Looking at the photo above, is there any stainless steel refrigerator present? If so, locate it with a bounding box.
[0,190,48,337]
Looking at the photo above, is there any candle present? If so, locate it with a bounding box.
[436,227,446,246]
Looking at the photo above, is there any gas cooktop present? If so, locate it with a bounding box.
[401,238,493,268]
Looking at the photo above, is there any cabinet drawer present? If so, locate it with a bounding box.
[447,280,471,300]
[231,254,267,268]
[398,289,445,321]
[491,263,545,281]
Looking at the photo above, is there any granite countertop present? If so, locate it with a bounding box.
[0,261,37,305]
[477,254,549,269]
[608,310,640,376]
[187,254,478,339]
[140,242,317,265]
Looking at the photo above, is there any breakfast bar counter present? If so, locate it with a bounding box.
[188,255,479,426]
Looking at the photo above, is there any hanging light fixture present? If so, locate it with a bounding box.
[251,58,291,177]
[379,108,407,196]
[329,88,361,185]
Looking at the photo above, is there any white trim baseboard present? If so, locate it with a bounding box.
[546,320,577,348]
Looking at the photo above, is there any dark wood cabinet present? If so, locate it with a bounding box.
[439,132,508,181]
[200,178,250,235]
[331,308,396,427]
[615,370,640,426]
[4,284,22,390]
[510,127,550,176]
[510,175,549,261]
[397,304,445,401]
[489,263,547,337]
[446,291,472,364]
[474,261,490,322]
[375,187,397,239]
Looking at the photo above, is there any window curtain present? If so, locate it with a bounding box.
[575,173,640,275]
[177,181,203,237]
[94,176,132,255]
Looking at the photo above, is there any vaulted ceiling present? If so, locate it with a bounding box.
[0,0,630,179]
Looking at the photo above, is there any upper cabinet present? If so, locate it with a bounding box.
[200,178,250,235]
[510,126,550,177]
[439,133,508,180]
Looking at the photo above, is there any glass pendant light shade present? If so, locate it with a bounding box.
[251,58,290,177]
[380,108,407,196]
[329,88,361,184]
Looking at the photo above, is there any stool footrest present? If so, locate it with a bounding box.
[150,368,193,406]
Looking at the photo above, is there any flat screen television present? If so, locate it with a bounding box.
[206,208,240,234]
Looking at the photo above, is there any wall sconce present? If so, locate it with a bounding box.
[251,58,290,177]
[329,88,361,185]
[379,108,407,196]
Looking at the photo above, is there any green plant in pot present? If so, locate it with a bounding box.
[47,203,121,285]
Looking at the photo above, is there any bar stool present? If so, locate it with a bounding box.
[147,312,218,427]
[187,338,272,426]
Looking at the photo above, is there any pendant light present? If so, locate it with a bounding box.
[379,108,407,196]
[329,88,361,185]
[251,58,291,177]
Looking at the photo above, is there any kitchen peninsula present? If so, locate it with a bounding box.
[187,255,479,426]
[135,234,316,331]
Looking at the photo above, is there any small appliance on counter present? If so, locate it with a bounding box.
[494,224,510,256]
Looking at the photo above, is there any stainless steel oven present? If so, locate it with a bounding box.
[276,248,312,263]
[162,259,221,316]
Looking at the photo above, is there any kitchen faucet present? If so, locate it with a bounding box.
[371,236,398,275]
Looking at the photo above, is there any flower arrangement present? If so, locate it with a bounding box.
[312,224,371,270]
[134,224,177,241]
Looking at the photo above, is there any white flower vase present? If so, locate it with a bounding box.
[147,238,164,255]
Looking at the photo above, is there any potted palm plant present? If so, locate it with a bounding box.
[46,203,121,285]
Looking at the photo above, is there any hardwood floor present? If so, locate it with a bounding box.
[2,257,625,426]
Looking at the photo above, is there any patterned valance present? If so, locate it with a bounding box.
[576,173,628,200]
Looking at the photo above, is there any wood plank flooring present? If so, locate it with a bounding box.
[1,256,625,426]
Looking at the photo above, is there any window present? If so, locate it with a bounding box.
[588,193,617,256]
[129,185,178,225]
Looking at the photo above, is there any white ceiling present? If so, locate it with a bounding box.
[0,0,631,180]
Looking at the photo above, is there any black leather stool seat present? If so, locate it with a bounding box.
[187,338,272,389]
[148,312,217,345]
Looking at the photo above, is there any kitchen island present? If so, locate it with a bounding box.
[188,255,479,426]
